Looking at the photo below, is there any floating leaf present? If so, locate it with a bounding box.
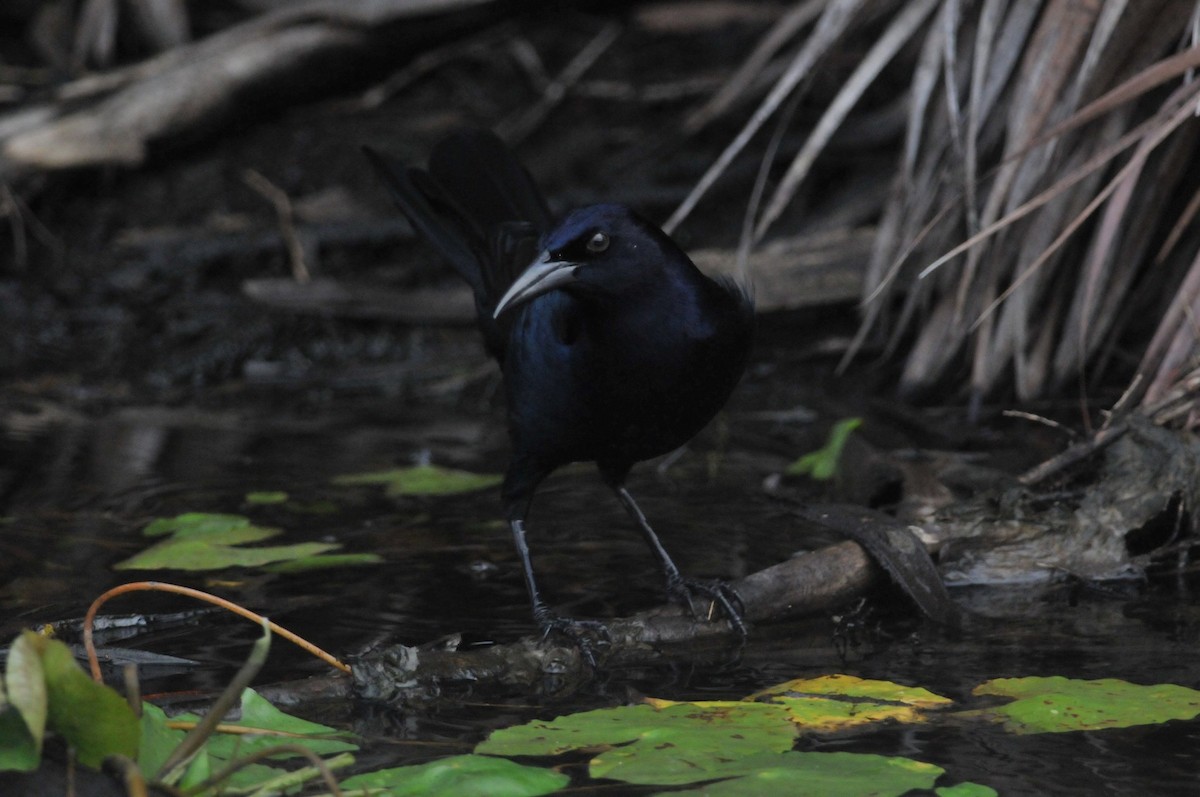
[116,536,337,571]
[263,552,383,573]
[116,513,339,571]
[744,674,952,732]
[786,417,862,479]
[165,688,352,791]
[143,513,251,537]
[971,676,1200,733]
[750,674,952,707]
[287,499,340,515]
[478,701,797,786]
[245,491,289,505]
[334,464,502,496]
[936,782,1000,797]
[180,688,358,761]
[33,632,140,768]
[666,751,943,797]
[341,754,569,797]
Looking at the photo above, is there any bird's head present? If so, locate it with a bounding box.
[493,204,677,317]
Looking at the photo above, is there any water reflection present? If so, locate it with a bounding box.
[2,383,1199,795]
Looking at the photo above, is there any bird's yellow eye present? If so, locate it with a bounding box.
[586,231,610,253]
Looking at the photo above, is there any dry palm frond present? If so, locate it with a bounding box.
[865,1,1200,411]
[663,0,873,234]
[680,0,1200,422]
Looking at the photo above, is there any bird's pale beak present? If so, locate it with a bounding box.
[493,251,580,318]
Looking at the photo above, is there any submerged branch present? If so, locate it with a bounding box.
[351,538,882,703]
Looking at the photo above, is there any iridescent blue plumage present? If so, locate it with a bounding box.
[366,131,754,649]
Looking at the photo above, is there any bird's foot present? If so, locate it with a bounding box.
[533,607,611,669]
[667,576,749,638]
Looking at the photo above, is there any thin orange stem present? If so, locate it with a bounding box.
[83,581,351,681]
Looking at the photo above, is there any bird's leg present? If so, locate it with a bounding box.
[508,517,609,666]
[611,485,748,637]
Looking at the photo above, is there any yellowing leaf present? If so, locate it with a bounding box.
[749,674,952,708]
[745,675,952,732]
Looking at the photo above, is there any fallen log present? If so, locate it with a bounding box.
[0,0,493,179]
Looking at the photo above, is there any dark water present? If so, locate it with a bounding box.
[2,371,1199,796]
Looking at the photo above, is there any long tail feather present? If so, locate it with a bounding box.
[362,145,486,294]
[428,130,553,236]
[364,130,554,363]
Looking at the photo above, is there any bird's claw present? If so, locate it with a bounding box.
[667,577,749,638]
[533,609,611,669]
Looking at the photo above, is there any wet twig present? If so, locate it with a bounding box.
[243,169,311,283]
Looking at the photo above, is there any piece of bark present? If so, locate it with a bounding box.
[784,503,960,626]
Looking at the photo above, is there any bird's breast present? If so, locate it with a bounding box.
[504,288,749,468]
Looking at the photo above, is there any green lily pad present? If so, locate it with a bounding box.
[786,417,862,480]
[665,751,943,797]
[745,674,952,732]
[341,754,569,797]
[334,464,502,496]
[478,701,797,786]
[971,676,1200,733]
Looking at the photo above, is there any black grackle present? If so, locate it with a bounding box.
[364,131,754,648]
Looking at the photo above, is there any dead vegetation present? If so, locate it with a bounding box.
[669,0,1200,418]
[3,1,1199,422]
